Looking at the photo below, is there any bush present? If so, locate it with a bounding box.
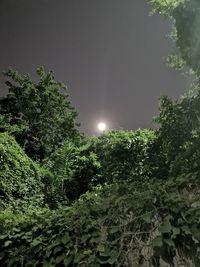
[89,129,156,185]
[43,141,100,202]
[1,176,200,266]
[0,132,45,211]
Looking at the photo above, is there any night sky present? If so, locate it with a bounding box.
[0,0,191,135]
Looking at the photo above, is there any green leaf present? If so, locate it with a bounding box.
[181,225,191,235]
[83,249,92,255]
[53,246,63,255]
[142,212,152,223]
[55,254,65,264]
[164,238,175,247]
[172,227,180,237]
[31,239,42,247]
[109,226,120,234]
[159,218,172,233]
[61,234,70,244]
[97,244,105,252]
[153,236,163,247]
[4,240,12,247]
[64,255,73,266]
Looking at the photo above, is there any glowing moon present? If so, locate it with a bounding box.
[97,122,107,132]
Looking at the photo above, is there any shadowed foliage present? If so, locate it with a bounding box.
[0,67,80,162]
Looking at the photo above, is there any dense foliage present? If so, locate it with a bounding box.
[1,177,200,266]
[154,87,200,178]
[0,132,45,211]
[0,67,80,161]
[44,141,100,203]
[89,130,156,184]
[3,79,200,265]
[1,0,200,265]
[150,0,200,74]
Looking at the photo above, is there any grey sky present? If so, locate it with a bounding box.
[0,0,191,134]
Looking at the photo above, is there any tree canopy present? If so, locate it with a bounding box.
[0,67,80,161]
[150,0,200,74]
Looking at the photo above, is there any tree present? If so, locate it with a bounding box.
[0,67,81,161]
[149,0,200,178]
[154,85,200,178]
[149,0,200,74]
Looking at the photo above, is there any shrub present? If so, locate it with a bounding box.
[89,129,156,185]
[43,141,100,202]
[0,132,45,211]
[1,176,200,266]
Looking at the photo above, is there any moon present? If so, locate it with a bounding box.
[97,122,107,132]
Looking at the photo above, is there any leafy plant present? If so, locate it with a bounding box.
[44,141,100,203]
[0,132,45,211]
[154,84,200,178]
[89,129,156,185]
[0,67,81,161]
[1,177,200,266]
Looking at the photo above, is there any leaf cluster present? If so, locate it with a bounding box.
[0,67,80,161]
[0,132,46,211]
[1,177,200,266]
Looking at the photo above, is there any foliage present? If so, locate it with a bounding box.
[2,4,200,263]
[0,132,45,211]
[0,67,80,161]
[172,0,200,73]
[1,176,200,266]
[149,0,186,16]
[43,141,100,203]
[154,84,200,178]
[149,0,200,74]
[89,129,156,185]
